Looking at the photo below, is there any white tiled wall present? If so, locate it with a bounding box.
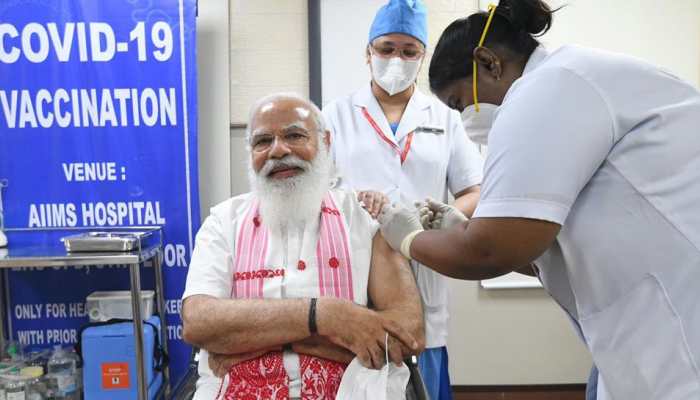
[229,0,309,124]
[417,0,476,94]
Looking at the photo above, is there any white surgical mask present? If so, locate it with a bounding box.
[460,102,499,146]
[371,55,421,96]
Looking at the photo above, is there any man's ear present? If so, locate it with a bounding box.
[323,130,331,147]
[473,46,503,80]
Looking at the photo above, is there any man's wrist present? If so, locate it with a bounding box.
[400,230,422,259]
[314,297,334,337]
[308,298,318,335]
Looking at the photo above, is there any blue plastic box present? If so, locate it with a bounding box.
[82,316,163,400]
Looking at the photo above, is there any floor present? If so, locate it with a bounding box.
[452,385,586,400]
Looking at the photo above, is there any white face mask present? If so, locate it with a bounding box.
[460,102,499,145]
[371,55,421,96]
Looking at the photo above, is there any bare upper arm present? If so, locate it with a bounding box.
[367,232,420,311]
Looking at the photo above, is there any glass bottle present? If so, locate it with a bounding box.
[46,347,76,400]
[4,376,27,400]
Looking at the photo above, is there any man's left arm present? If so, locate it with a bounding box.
[289,232,425,367]
[368,232,425,362]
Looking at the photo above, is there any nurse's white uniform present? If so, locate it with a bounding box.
[323,84,484,348]
[475,45,700,399]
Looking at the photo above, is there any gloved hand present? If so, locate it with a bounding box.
[426,198,468,230]
[377,203,423,259]
[414,200,433,229]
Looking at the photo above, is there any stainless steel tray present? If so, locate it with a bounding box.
[62,231,152,252]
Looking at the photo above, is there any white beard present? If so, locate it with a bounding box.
[248,145,332,231]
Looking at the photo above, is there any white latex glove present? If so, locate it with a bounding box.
[426,198,468,230]
[377,203,423,259]
[414,200,433,229]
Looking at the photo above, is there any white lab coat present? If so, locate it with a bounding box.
[323,84,484,348]
[474,45,700,399]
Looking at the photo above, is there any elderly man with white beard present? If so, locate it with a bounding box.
[181,93,425,400]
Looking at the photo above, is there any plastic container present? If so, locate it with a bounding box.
[24,351,49,376]
[82,317,161,400]
[40,375,57,400]
[47,346,78,399]
[85,291,154,322]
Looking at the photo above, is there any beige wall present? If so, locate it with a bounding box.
[197,0,231,215]
[543,0,700,87]
[228,0,310,196]
[229,0,309,124]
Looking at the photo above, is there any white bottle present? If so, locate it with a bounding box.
[47,346,77,399]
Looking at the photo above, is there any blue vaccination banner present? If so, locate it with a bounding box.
[0,0,199,382]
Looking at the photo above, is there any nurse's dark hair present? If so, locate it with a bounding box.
[429,0,557,93]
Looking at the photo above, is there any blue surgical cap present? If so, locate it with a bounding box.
[368,0,428,47]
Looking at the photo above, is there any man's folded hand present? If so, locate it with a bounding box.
[316,298,417,369]
[291,335,355,364]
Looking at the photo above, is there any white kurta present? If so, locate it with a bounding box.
[323,84,483,348]
[475,45,700,399]
[182,188,378,399]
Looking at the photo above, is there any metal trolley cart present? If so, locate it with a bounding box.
[0,227,169,400]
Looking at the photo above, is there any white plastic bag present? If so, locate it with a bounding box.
[335,334,410,400]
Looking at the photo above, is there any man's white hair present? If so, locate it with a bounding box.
[245,92,327,143]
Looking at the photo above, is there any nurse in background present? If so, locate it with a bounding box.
[377,1,700,399]
[322,1,483,398]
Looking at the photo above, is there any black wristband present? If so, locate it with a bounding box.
[308,298,318,334]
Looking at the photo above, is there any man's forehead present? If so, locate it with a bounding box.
[251,101,316,133]
[255,100,313,119]
[251,122,309,136]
